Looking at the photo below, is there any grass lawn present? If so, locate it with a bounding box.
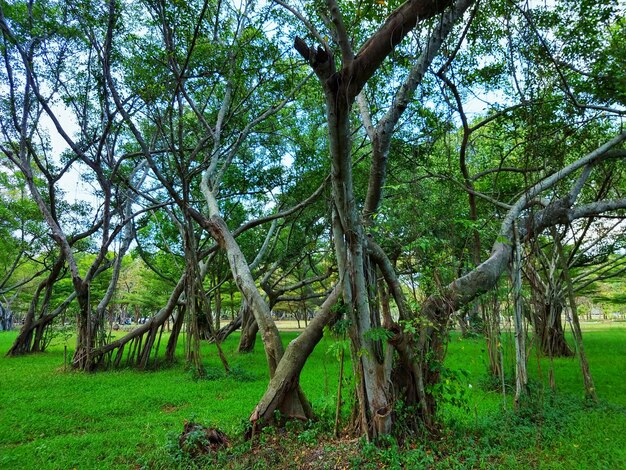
[0,324,624,468]
[0,330,340,469]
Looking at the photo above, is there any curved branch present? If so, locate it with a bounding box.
[421,132,626,319]
[272,0,330,55]
[571,199,626,220]
[327,0,354,66]
[345,0,454,99]
[363,0,474,219]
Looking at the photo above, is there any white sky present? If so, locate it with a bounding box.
[42,107,95,206]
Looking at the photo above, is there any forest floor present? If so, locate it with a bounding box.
[0,322,624,469]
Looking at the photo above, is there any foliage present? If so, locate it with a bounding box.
[0,0,625,456]
[426,363,471,413]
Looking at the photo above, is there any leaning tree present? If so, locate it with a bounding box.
[0,2,153,368]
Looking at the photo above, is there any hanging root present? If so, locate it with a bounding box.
[92,317,178,370]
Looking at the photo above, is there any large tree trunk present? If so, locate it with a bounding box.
[7,305,69,355]
[290,0,475,439]
[532,301,574,357]
[238,301,258,353]
[526,261,574,358]
[196,299,215,341]
[325,91,393,438]
[7,313,35,356]
[73,286,99,370]
[367,241,433,427]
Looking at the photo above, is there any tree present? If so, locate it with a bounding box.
[281,0,626,437]
[0,1,150,367]
[0,161,50,332]
[1,0,624,443]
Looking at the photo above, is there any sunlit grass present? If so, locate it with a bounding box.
[0,323,624,468]
[0,329,341,468]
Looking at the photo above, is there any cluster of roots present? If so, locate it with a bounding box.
[178,421,230,458]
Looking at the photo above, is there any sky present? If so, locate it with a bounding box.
[42,105,97,207]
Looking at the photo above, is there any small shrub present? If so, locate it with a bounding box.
[477,371,515,393]
[427,363,471,413]
[187,364,257,382]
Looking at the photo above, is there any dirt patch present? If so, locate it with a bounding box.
[161,403,189,413]
[292,439,362,469]
[236,431,362,469]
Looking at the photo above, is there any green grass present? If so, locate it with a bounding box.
[0,330,342,469]
[439,327,626,468]
[0,326,624,468]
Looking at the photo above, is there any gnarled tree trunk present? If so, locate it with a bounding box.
[290,0,476,439]
[73,285,98,370]
[531,301,574,357]
[90,274,186,369]
[238,301,258,353]
[250,285,341,428]
[525,253,574,358]
[165,304,186,363]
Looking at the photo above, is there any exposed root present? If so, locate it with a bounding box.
[179,421,230,458]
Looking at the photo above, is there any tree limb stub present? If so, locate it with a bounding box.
[294,37,334,81]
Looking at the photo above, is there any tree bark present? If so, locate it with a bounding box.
[250,285,341,427]
[483,292,504,379]
[531,301,574,357]
[166,305,186,363]
[524,250,574,358]
[0,302,13,332]
[73,286,96,370]
[238,301,258,353]
[212,309,242,343]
